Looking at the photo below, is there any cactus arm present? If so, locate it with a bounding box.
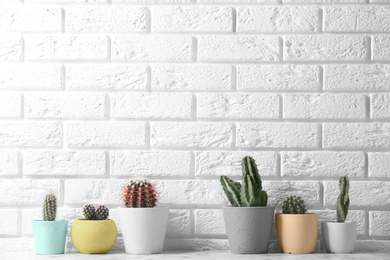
[242,156,262,190]
[220,176,242,207]
[261,190,268,206]
[337,176,350,223]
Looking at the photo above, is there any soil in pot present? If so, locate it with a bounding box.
[223,206,275,254]
[32,220,68,255]
[119,206,169,254]
[70,219,117,254]
[275,213,318,254]
[321,222,357,253]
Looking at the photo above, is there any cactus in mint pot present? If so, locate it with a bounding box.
[220,156,275,254]
[119,178,169,254]
[32,192,68,255]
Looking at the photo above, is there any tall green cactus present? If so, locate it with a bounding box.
[43,192,57,221]
[337,176,350,223]
[220,156,268,207]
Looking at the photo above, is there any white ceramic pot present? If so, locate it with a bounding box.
[119,206,169,254]
[321,222,357,253]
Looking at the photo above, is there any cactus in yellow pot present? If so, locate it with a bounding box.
[70,204,117,254]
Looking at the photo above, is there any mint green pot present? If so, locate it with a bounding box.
[32,220,68,255]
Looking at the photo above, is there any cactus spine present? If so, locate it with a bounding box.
[337,176,350,223]
[43,192,57,221]
[220,156,268,207]
[282,195,307,214]
[122,179,158,208]
[83,204,109,220]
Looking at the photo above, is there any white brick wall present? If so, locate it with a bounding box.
[0,0,389,254]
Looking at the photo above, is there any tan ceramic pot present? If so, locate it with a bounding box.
[275,213,318,254]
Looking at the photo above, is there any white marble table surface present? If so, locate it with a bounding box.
[2,251,390,260]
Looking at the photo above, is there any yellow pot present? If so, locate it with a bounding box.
[275,213,318,254]
[70,219,117,254]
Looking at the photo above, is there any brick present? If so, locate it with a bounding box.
[0,122,61,147]
[236,123,318,148]
[370,211,390,236]
[324,64,390,91]
[238,65,319,91]
[25,35,108,60]
[324,123,390,148]
[152,7,232,32]
[0,238,34,252]
[66,7,146,32]
[281,152,365,178]
[0,93,21,117]
[65,179,121,204]
[22,208,82,235]
[355,240,390,253]
[23,151,105,176]
[0,180,60,205]
[195,151,277,177]
[0,6,61,32]
[112,36,193,61]
[324,181,390,207]
[198,93,279,119]
[0,151,19,176]
[66,122,145,148]
[167,209,191,236]
[265,181,320,207]
[114,0,191,2]
[283,94,366,119]
[314,210,365,235]
[151,64,232,91]
[325,6,390,32]
[371,94,390,119]
[0,63,61,90]
[111,151,191,177]
[156,180,227,205]
[195,209,225,235]
[284,35,367,61]
[112,93,192,119]
[151,122,232,148]
[66,64,147,90]
[238,7,318,32]
[25,93,105,119]
[0,209,18,236]
[199,35,279,61]
[373,35,390,60]
[368,152,390,178]
[0,34,22,61]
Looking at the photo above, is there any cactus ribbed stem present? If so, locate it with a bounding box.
[43,192,57,221]
[337,176,350,223]
[122,179,158,208]
[220,176,241,207]
[282,195,306,214]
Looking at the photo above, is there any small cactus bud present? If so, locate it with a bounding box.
[43,192,57,221]
[96,205,109,220]
[83,204,97,220]
[121,179,158,208]
[282,195,307,214]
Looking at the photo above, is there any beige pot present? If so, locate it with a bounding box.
[275,213,318,254]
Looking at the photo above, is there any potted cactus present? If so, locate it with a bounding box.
[118,179,169,254]
[275,195,318,254]
[32,192,68,255]
[70,204,117,254]
[220,156,275,254]
[322,176,356,253]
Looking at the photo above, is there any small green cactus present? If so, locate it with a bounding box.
[337,176,350,223]
[282,195,307,214]
[220,156,268,207]
[43,192,57,221]
[96,205,109,220]
[83,204,97,220]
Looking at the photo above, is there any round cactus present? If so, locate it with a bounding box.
[43,192,57,221]
[96,205,109,220]
[122,179,158,208]
[282,195,307,214]
[83,204,96,220]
